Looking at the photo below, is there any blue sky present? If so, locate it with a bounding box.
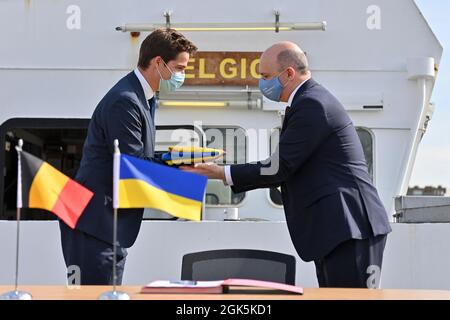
[410,0,450,190]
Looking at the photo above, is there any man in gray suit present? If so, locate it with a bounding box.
[183,42,391,288]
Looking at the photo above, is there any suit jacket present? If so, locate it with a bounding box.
[231,79,392,261]
[74,71,156,248]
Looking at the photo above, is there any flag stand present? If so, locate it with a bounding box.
[98,139,130,300]
[0,140,32,300]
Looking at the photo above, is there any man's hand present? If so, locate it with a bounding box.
[180,163,225,181]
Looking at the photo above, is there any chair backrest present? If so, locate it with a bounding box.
[181,249,296,285]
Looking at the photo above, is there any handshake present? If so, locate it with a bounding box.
[162,146,225,166]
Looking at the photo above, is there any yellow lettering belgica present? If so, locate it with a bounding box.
[182,52,262,86]
[185,58,195,79]
[240,58,247,79]
[198,58,215,79]
[220,58,238,79]
[250,59,261,79]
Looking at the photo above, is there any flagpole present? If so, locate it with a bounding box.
[98,139,130,300]
[0,139,32,300]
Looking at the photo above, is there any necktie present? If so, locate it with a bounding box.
[285,106,291,114]
[148,97,156,120]
[282,106,290,130]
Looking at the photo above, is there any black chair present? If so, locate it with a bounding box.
[181,249,296,285]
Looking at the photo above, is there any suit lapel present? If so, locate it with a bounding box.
[291,78,318,106]
[126,71,156,139]
[127,71,149,110]
[281,78,319,133]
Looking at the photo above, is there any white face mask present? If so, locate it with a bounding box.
[157,60,185,93]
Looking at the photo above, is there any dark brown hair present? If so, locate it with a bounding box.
[138,28,197,69]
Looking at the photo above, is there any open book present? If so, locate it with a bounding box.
[141,279,303,295]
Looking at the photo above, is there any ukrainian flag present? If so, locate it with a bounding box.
[162,146,225,166]
[117,154,207,221]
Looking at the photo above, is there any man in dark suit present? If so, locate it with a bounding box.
[183,42,392,288]
[59,29,197,285]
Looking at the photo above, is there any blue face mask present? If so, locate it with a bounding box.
[258,70,288,102]
[158,60,185,93]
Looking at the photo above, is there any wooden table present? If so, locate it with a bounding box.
[1,286,450,300]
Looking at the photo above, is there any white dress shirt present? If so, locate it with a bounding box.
[134,68,155,107]
[224,78,310,186]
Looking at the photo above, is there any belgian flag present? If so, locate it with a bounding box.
[20,150,93,229]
